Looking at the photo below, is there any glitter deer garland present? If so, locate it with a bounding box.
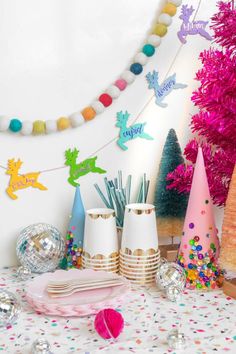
[146,71,187,108]
[177,5,212,44]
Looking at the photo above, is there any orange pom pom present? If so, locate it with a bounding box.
[57,117,70,131]
[162,3,177,17]
[82,107,96,121]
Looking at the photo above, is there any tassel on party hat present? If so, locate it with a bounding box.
[60,186,85,269]
[177,147,220,290]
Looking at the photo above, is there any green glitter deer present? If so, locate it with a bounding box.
[65,148,106,187]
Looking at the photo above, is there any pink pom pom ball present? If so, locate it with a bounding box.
[94,308,124,339]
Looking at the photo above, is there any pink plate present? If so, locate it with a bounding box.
[26,269,130,317]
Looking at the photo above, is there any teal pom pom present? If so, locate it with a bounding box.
[9,118,22,132]
[142,44,155,57]
[130,63,143,75]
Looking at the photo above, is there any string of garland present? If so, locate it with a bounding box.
[0,0,203,176]
[0,0,182,136]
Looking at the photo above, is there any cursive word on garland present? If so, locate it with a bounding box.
[146,70,187,108]
[177,5,212,44]
[116,111,153,151]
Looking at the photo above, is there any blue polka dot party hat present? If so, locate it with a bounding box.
[177,147,221,290]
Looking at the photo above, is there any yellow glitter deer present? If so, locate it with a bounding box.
[6,159,47,200]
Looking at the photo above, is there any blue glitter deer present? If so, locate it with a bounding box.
[146,70,187,108]
[116,111,153,151]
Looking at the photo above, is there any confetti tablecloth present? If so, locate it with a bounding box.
[0,267,236,354]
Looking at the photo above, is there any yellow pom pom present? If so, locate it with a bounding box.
[152,23,167,37]
[57,117,70,131]
[33,120,46,135]
[82,107,96,121]
[162,3,177,17]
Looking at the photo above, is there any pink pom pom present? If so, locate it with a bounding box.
[115,79,127,91]
[94,308,124,339]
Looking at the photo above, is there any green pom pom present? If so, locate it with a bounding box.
[142,44,155,57]
[9,118,22,132]
[59,257,68,270]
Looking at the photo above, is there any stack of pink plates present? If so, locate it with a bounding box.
[119,249,161,285]
[26,269,130,316]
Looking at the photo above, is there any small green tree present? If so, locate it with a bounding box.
[154,129,188,241]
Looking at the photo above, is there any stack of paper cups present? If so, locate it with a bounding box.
[120,203,160,284]
[82,208,119,273]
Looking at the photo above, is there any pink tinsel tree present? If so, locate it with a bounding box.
[167,1,236,206]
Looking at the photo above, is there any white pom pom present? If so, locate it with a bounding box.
[91,101,105,114]
[106,85,121,99]
[46,120,57,134]
[0,116,9,131]
[134,52,148,65]
[121,70,135,84]
[158,13,172,26]
[168,0,182,7]
[69,112,85,127]
[147,35,161,47]
[21,121,33,135]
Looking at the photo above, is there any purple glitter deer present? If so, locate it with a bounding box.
[177,5,212,44]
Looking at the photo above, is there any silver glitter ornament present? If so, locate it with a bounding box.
[167,328,187,350]
[0,290,21,328]
[31,338,51,353]
[166,285,182,302]
[16,223,65,273]
[155,262,186,291]
[17,266,32,281]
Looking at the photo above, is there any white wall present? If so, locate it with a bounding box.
[0,0,218,266]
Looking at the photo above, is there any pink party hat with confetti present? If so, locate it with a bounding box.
[177,147,220,290]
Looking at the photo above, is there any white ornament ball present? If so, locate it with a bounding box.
[17,266,32,281]
[69,112,85,127]
[106,85,121,99]
[147,35,161,47]
[134,52,148,65]
[21,121,33,135]
[158,13,172,26]
[45,120,57,134]
[121,70,135,84]
[31,338,51,354]
[168,0,182,7]
[0,116,10,131]
[0,290,21,328]
[91,101,105,114]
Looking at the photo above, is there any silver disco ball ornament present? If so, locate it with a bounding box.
[17,266,32,281]
[167,328,186,350]
[31,338,51,353]
[16,223,65,273]
[166,285,182,302]
[0,290,21,328]
[155,262,186,291]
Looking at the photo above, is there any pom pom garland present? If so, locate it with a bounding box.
[82,107,96,121]
[91,101,105,114]
[0,116,10,131]
[33,120,46,134]
[168,0,182,7]
[0,0,180,136]
[57,117,70,131]
[121,70,136,84]
[21,121,33,135]
[152,23,168,37]
[130,63,143,75]
[158,13,172,26]
[142,44,155,57]
[106,85,121,99]
[114,79,127,91]
[94,309,124,339]
[134,52,148,65]
[147,34,162,47]
[46,120,57,133]
[9,118,22,133]
[99,93,113,107]
[162,3,177,16]
[69,112,85,127]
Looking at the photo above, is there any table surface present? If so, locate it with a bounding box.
[0,267,236,354]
